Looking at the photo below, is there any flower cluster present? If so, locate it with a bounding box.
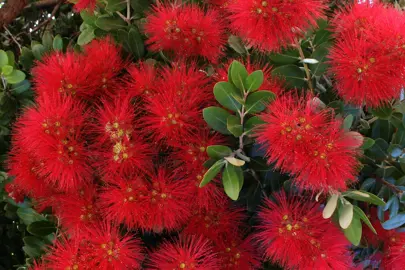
[329,2,405,107]
[9,37,261,269]
[256,192,353,269]
[256,93,363,192]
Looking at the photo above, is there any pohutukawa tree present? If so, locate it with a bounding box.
[2,0,405,269]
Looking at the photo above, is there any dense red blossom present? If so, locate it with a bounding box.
[171,128,225,168]
[32,52,92,99]
[256,93,361,191]
[329,35,405,107]
[98,176,149,228]
[381,233,405,270]
[214,233,260,270]
[126,62,160,97]
[183,200,245,242]
[4,183,25,203]
[214,59,284,95]
[74,0,96,11]
[147,236,219,269]
[83,222,143,270]
[227,0,326,52]
[13,95,91,191]
[55,185,100,235]
[44,236,88,270]
[256,192,352,269]
[138,168,194,232]
[82,37,125,97]
[145,4,226,62]
[142,62,211,146]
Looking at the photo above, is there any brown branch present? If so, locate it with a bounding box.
[0,0,28,28]
[26,0,61,9]
[28,0,63,34]
[376,176,404,196]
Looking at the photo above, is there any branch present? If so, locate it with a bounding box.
[295,39,314,93]
[28,0,63,34]
[376,176,404,196]
[26,0,61,9]
[0,0,28,28]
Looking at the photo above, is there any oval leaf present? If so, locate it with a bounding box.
[382,213,405,230]
[53,35,64,51]
[207,145,233,160]
[230,60,248,90]
[224,157,245,167]
[343,216,362,246]
[322,193,339,219]
[0,50,8,67]
[343,190,385,206]
[353,205,377,234]
[339,203,354,229]
[227,115,243,137]
[222,164,244,201]
[200,159,226,187]
[245,70,264,92]
[27,221,56,237]
[203,107,232,135]
[245,91,275,114]
[271,65,306,88]
[213,82,242,112]
[5,70,26,84]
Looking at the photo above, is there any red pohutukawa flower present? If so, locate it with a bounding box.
[142,62,211,146]
[82,37,125,97]
[183,200,245,242]
[147,236,220,269]
[139,168,194,232]
[214,233,260,270]
[381,233,405,270]
[14,94,91,191]
[214,59,284,95]
[55,185,100,235]
[329,2,405,107]
[126,61,160,97]
[44,235,88,270]
[226,0,327,52]
[145,4,226,62]
[91,95,153,178]
[256,93,362,191]
[362,208,396,248]
[4,183,25,203]
[256,192,352,270]
[83,222,144,270]
[98,176,149,228]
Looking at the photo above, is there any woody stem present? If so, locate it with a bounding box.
[296,40,314,93]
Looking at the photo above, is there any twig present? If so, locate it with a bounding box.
[25,0,60,9]
[126,0,131,23]
[28,0,63,35]
[376,176,404,196]
[295,39,314,93]
[368,116,378,124]
[3,26,22,52]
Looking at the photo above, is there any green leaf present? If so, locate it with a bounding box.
[382,213,405,230]
[17,208,46,226]
[128,27,145,60]
[42,32,53,51]
[353,205,377,234]
[339,203,354,229]
[361,137,375,150]
[95,16,126,31]
[343,114,354,131]
[20,47,35,70]
[245,116,266,135]
[53,35,64,51]
[200,159,226,187]
[207,145,233,160]
[12,80,31,95]
[227,115,243,137]
[359,119,370,129]
[313,29,332,46]
[80,11,97,26]
[0,50,9,67]
[343,216,362,246]
[77,27,95,46]
[23,236,45,252]
[203,107,232,135]
[6,51,15,67]
[245,70,264,92]
[245,91,275,114]
[222,164,244,201]
[271,65,306,88]
[343,190,385,206]
[230,60,248,90]
[31,44,46,60]
[213,82,242,112]
[371,104,393,120]
[269,49,300,64]
[322,193,339,219]
[2,65,13,76]
[106,0,126,12]
[228,35,247,55]
[368,138,389,160]
[5,70,26,84]
[130,0,149,14]
[22,245,42,258]
[27,221,56,237]
[311,43,330,77]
